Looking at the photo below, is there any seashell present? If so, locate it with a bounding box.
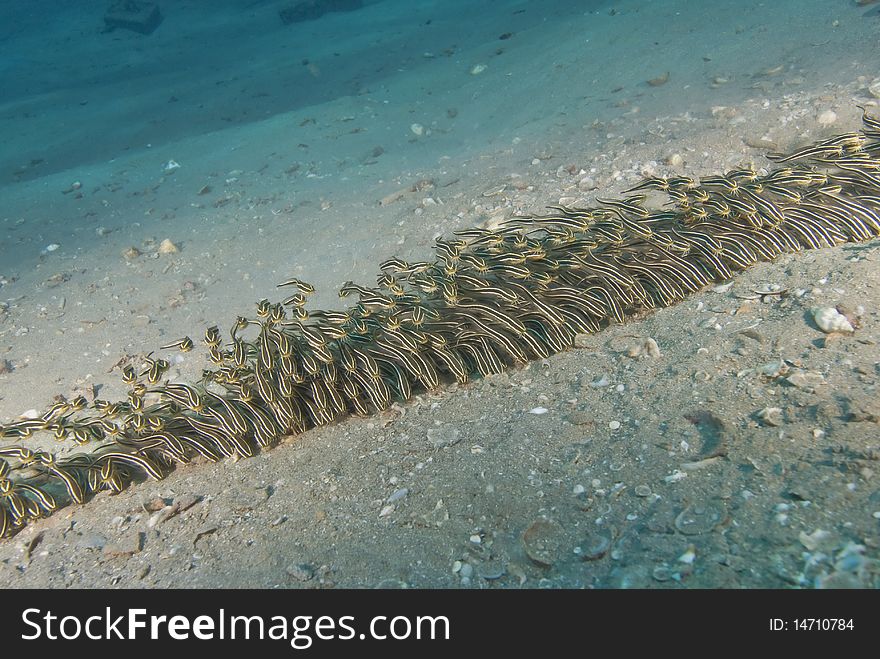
[812,307,854,333]
[647,71,669,86]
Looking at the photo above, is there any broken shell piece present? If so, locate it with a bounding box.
[812,307,854,334]
[163,159,181,173]
[799,529,831,552]
[757,407,783,427]
[758,359,787,378]
[678,545,697,564]
[643,337,661,358]
[123,246,142,260]
[759,64,784,77]
[751,285,788,297]
[785,371,824,390]
[158,239,179,254]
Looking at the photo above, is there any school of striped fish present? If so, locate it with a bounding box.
[2,109,880,538]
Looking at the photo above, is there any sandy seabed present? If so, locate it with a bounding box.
[1,0,879,587]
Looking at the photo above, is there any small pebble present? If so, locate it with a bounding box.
[785,371,824,390]
[757,407,784,427]
[578,176,597,191]
[608,420,621,430]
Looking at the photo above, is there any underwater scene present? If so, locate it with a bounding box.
[1,0,879,588]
